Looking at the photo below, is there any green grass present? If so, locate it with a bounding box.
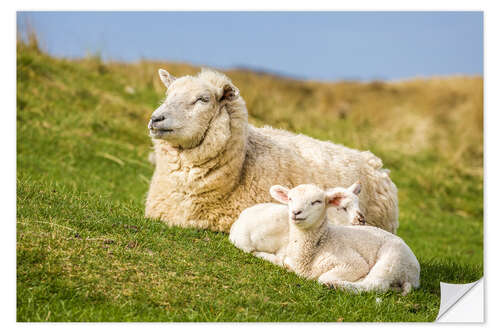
[17,41,483,322]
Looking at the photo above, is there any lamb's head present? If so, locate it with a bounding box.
[148,68,240,149]
[327,182,366,226]
[270,182,365,229]
[270,184,327,229]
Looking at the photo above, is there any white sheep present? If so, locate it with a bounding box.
[146,68,399,233]
[229,183,365,267]
[270,183,420,295]
[229,203,288,266]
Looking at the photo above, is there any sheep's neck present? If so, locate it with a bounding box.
[287,215,329,271]
[152,103,248,195]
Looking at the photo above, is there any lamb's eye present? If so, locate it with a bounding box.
[312,200,322,205]
[342,207,348,212]
[194,96,209,104]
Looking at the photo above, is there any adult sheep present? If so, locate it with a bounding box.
[145,68,399,234]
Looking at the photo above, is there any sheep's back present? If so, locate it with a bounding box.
[237,125,399,233]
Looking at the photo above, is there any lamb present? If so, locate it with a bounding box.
[145,68,399,233]
[229,183,365,267]
[270,183,420,295]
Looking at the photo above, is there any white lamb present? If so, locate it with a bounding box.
[270,183,420,295]
[229,183,365,267]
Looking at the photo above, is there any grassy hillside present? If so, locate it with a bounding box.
[17,38,483,322]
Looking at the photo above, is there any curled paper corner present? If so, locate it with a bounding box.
[435,277,484,322]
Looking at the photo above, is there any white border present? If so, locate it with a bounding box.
[3,1,498,332]
[4,0,493,11]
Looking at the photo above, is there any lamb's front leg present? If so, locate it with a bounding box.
[317,263,368,291]
[253,252,284,266]
[283,256,295,271]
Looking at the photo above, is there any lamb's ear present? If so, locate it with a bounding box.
[348,181,362,196]
[219,83,239,102]
[158,69,176,88]
[270,185,290,204]
[325,190,346,207]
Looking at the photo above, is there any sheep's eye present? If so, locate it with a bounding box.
[342,207,348,212]
[312,200,322,205]
[194,96,209,104]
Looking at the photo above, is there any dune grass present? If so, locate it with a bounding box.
[16,38,483,322]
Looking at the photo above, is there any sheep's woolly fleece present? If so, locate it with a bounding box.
[145,68,399,233]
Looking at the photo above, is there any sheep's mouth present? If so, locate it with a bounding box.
[149,128,174,138]
[292,217,306,222]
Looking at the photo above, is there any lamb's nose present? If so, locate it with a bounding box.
[151,115,165,124]
[357,213,366,225]
[293,210,302,216]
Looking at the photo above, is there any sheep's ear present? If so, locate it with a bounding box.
[158,69,176,88]
[270,185,290,204]
[219,83,239,102]
[348,181,361,196]
[326,191,345,207]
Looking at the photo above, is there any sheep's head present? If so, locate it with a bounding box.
[148,68,240,149]
[327,182,366,226]
[270,182,365,229]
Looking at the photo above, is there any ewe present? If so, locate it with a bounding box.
[229,183,365,267]
[146,68,399,233]
[270,183,420,295]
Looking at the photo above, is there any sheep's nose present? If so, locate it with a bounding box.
[151,115,165,124]
[355,213,366,225]
[292,210,302,216]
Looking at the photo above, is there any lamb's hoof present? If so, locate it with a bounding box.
[325,281,342,290]
[326,281,361,294]
[283,258,294,271]
[401,282,412,296]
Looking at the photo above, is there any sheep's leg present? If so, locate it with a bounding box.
[341,254,397,294]
[318,265,367,290]
[283,256,294,271]
[319,275,385,294]
[331,277,390,294]
[253,251,283,266]
[401,282,412,296]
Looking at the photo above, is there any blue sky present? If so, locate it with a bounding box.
[17,11,483,81]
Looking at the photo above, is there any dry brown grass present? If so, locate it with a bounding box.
[103,60,483,175]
